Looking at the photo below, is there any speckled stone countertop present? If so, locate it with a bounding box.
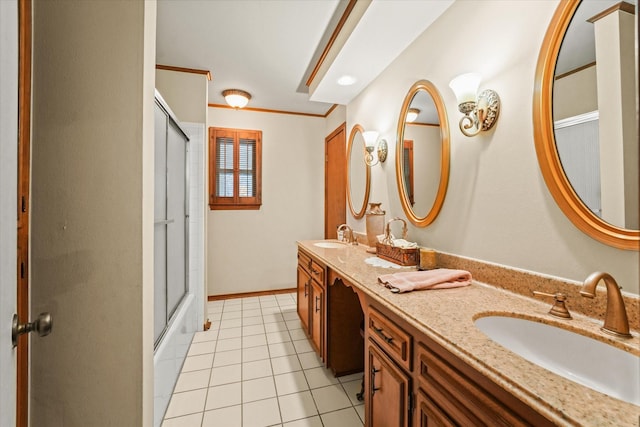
[298,240,640,427]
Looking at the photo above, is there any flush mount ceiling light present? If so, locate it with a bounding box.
[337,75,357,86]
[406,108,420,123]
[222,89,251,109]
[449,73,500,137]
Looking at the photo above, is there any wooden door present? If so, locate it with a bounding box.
[325,123,346,239]
[414,389,456,427]
[367,342,411,427]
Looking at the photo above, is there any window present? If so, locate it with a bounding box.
[209,127,262,210]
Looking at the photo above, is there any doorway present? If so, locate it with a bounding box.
[325,123,347,239]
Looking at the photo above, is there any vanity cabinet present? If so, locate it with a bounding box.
[297,249,324,356]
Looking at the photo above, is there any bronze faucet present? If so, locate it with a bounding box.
[580,272,632,338]
[533,291,572,319]
[337,224,357,245]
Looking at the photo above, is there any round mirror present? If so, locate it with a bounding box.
[396,80,450,227]
[347,124,371,219]
[534,0,639,250]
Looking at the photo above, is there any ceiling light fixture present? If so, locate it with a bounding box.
[406,108,420,123]
[222,89,251,109]
[337,75,357,86]
[449,73,500,137]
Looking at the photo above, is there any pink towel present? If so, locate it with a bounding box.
[378,268,472,293]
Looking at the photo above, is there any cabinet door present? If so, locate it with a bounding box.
[310,280,324,354]
[368,341,411,427]
[296,265,310,332]
[414,389,455,427]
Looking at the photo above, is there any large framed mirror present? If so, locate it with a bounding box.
[347,124,371,219]
[396,80,450,227]
[534,0,639,250]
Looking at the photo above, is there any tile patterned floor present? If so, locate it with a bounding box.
[162,293,365,427]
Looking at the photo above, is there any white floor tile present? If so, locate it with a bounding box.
[292,339,313,354]
[187,340,216,356]
[288,328,307,341]
[202,405,241,427]
[282,416,323,427]
[274,371,310,396]
[242,397,282,427]
[192,330,218,343]
[182,354,213,372]
[264,321,287,333]
[311,384,352,413]
[223,304,243,313]
[164,388,207,418]
[260,299,279,308]
[243,316,264,326]
[220,318,243,329]
[263,312,285,323]
[218,327,242,339]
[266,331,291,344]
[320,407,363,426]
[243,359,273,380]
[278,390,318,423]
[207,312,222,322]
[285,319,303,330]
[303,367,339,389]
[338,373,364,384]
[174,369,211,393]
[205,382,242,411]
[281,310,299,321]
[268,341,297,358]
[243,334,268,348]
[210,364,241,386]
[162,412,203,427]
[213,349,242,367]
[242,345,270,362]
[271,354,302,375]
[297,352,322,370]
[341,379,364,406]
[222,311,243,320]
[242,308,262,318]
[242,376,277,403]
[355,404,365,424]
[217,337,242,351]
[242,302,261,310]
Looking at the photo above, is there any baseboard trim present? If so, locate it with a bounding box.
[207,288,297,301]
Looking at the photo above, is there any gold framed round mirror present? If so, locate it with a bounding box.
[347,124,371,219]
[533,0,639,250]
[396,80,450,227]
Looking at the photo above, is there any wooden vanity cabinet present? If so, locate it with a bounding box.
[296,252,311,332]
[297,249,325,357]
[309,279,324,354]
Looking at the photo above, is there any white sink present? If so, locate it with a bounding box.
[475,315,640,405]
[313,241,345,249]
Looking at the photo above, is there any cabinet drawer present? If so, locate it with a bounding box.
[368,307,412,371]
[309,260,324,284]
[298,250,312,273]
[417,343,543,427]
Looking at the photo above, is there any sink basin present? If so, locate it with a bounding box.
[475,315,640,405]
[313,241,345,249]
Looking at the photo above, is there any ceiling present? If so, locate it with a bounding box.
[156,0,454,116]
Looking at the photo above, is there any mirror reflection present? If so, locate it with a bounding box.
[347,124,370,219]
[396,80,450,227]
[553,0,638,230]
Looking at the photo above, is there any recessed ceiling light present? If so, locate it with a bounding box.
[337,75,356,86]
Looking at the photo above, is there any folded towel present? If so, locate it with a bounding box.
[378,268,472,293]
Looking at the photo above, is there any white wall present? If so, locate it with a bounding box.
[346,0,639,294]
[156,69,208,124]
[207,107,325,295]
[30,1,156,425]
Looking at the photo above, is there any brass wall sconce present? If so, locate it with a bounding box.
[449,73,500,137]
[363,131,387,167]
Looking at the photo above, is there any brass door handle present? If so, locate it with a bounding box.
[12,312,52,347]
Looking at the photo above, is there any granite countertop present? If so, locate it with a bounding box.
[298,240,640,427]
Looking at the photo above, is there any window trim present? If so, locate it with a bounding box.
[209,127,262,210]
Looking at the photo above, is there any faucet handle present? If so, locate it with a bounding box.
[533,291,572,319]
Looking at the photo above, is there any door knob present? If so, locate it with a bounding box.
[12,312,52,348]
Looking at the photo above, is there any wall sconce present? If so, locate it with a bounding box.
[222,89,251,109]
[449,73,500,137]
[406,108,420,123]
[362,131,388,166]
